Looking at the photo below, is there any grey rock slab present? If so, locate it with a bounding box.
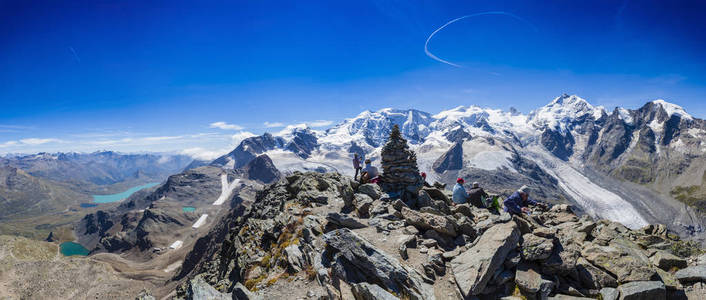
[674,265,706,283]
[600,287,619,300]
[401,207,456,236]
[515,263,555,298]
[232,282,262,300]
[351,282,400,300]
[327,212,367,229]
[358,183,383,200]
[450,221,520,297]
[650,250,687,271]
[617,281,666,300]
[323,228,434,300]
[186,275,230,300]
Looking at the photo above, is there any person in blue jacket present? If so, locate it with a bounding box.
[503,185,545,215]
[452,178,470,205]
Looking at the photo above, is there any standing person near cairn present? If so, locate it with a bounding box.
[379,124,424,195]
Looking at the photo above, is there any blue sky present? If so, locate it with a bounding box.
[1,0,705,157]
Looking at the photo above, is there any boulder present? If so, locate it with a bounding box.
[358,183,383,200]
[232,282,262,300]
[542,240,580,276]
[323,229,434,300]
[599,287,619,300]
[515,263,555,299]
[521,233,554,261]
[617,281,666,300]
[581,241,657,283]
[547,296,593,300]
[186,275,230,300]
[327,213,367,229]
[422,229,455,250]
[351,282,400,300]
[451,204,474,218]
[401,207,456,237]
[354,194,375,218]
[576,257,618,289]
[284,244,305,272]
[450,222,520,297]
[397,234,416,260]
[423,187,449,203]
[674,265,706,283]
[649,251,687,271]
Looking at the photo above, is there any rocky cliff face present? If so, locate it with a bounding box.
[171,172,706,300]
[76,166,237,254]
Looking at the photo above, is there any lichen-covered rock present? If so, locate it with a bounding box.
[649,250,687,271]
[617,281,666,300]
[521,233,554,261]
[581,241,657,283]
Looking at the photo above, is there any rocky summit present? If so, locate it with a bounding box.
[171,171,706,300]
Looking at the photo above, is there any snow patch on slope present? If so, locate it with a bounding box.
[653,99,693,120]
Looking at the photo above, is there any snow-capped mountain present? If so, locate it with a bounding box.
[211,95,706,240]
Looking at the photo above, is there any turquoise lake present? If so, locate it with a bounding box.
[60,242,90,256]
[182,206,196,212]
[92,182,159,203]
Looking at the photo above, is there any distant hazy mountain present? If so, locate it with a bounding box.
[0,162,89,220]
[207,95,706,240]
[3,151,194,194]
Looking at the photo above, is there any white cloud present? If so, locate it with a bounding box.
[231,131,256,146]
[306,120,333,127]
[209,121,244,130]
[181,147,229,161]
[18,138,63,145]
[0,141,19,148]
[264,121,285,128]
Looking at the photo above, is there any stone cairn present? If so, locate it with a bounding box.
[380,124,424,194]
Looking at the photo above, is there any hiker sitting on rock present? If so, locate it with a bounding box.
[467,181,489,208]
[360,159,380,184]
[452,178,471,206]
[503,185,546,215]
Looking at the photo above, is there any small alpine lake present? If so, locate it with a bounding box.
[182,206,196,212]
[60,241,90,256]
[92,182,159,203]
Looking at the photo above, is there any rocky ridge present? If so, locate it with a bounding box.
[171,171,706,300]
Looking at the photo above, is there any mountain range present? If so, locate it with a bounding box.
[211,94,706,241]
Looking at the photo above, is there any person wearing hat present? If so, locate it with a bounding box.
[452,178,471,205]
[467,181,489,208]
[420,172,432,188]
[360,159,380,184]
[503,185,543,215]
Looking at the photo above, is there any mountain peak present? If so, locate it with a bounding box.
[531,94,605,132]
[652,99,693,120]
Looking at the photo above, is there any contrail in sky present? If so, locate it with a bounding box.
[424,11,538,68]
[69,46,81,63]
